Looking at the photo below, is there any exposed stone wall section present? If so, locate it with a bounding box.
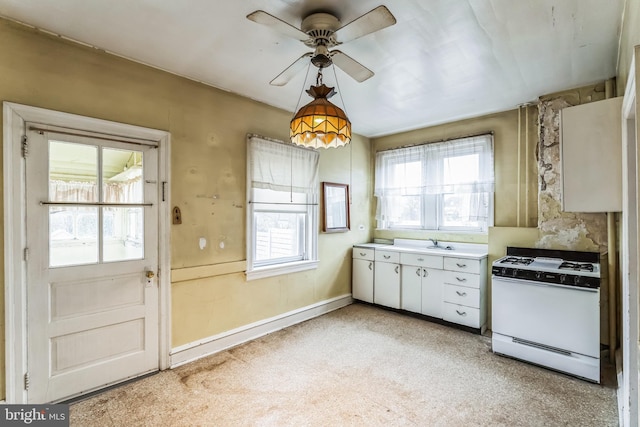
[536,84,608,252]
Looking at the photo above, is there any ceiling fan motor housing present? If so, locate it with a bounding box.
[311,45,332,68]
[302,12,340,48]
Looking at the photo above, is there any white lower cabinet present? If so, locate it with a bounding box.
[442,256,487,332]
[442,301,481,328]
[374,250,401,309]
[400,253,444,318]
[421,268,444,318]
[352,247,374,303]
[401,265,422,313]
[401,265,444,318]
[352,243,487,333]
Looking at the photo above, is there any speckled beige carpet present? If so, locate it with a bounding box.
[70,303,618,426]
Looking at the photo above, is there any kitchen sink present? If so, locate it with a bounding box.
[427,245,454,250]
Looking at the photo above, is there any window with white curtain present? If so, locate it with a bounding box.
[374,134,494,232]
[246,134,319,280]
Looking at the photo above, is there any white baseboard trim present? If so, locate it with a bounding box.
[169,294,353,368]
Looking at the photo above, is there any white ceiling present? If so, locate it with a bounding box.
[0,0,625,138]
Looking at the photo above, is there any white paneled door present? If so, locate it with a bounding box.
[25,128,159,403]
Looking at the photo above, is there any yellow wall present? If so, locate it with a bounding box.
[371,106,539,243]
[2,0,637,400]
[0,18,373,398]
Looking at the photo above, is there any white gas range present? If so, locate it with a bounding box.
[491,247,601,383]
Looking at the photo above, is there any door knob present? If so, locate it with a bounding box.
[146,271,155,279]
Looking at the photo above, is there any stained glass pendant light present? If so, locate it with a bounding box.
[290,68,351,149]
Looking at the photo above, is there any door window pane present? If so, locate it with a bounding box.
[103,207,144,262]
[49,141,98,202]
[103,148,143,203]
[49,206,98,267]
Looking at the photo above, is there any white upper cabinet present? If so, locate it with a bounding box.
[560,97,623,212]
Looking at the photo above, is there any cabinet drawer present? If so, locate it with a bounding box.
[353,247,374,260]
[443,284,480,308]
[375,250,400,263]
[442,302,480,328]
[442,270,480,289]
[400,252,443,269]
[444,257,480,274]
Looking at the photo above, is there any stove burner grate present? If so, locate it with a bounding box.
[500,256,534,265]
[558,262,594,272]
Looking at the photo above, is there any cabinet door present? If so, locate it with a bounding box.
[421,267,443,318]
[561,97,622,212]
[374,262,400,309]
[352,258,374,303]
[401,265,422,313]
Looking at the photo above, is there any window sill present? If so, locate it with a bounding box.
[376,227,488,235]
[245,260,319,281]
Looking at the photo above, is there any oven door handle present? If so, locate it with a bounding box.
[491,276,599,293]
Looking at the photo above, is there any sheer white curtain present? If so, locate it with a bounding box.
[104,179,142,203]
[374,134,494,230]
[49,180,142,203]
[49,181,97,202]
[248,135,319,201]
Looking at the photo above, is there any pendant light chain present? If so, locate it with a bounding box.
[292,63,314,117]
[332,64,352,200]
[331,65,349,118]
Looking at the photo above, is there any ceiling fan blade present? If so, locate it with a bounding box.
[330,50,374,82]
[246,10,309,41]
[335,6,396,43]
[270,52,313,86]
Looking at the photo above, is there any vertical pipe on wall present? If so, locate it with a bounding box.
[517,106,523,227]
[608,212,617,362]
[525,105,531,227]
[605,77,617,363]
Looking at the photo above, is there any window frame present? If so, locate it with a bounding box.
[375,134,494,233]
[245,135,319,280]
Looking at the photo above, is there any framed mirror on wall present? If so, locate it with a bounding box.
[322,182,350,233]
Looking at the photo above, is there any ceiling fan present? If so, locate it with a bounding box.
[246,5,396,86]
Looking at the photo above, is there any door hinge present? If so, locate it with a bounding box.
[23,248,29,262]
[24,372,30,390]
[21,135,28,158]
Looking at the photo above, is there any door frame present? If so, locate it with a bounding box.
[3,102,172,404]
[620,49,640,427]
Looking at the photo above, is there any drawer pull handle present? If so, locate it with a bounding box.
[456,277,467,282]
[360,252,366,256]
[368,262,373,270]
[456,291,467,297]
[384,255,391,259]
[395,265,399,274]
[423,269,428,278]
[417,257,424,261]
[456,263,467,268]
[456,310,467,316]
[416,268,421,277]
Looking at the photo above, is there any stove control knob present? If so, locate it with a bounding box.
[535,271,542,280]
[560,274,566,283]
[501,268,507,276]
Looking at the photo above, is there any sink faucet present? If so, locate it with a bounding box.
[428,238,438,246]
